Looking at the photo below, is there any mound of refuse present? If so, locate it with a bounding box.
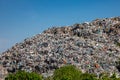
[0,17,120,79]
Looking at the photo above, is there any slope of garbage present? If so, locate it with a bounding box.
[0,17,120,79]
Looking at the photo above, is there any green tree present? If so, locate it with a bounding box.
[53,65,81,80]
[5,70,42,80]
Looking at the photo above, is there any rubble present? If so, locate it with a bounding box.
[0,17,120,79]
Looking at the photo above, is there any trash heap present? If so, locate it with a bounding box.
[0,17,120,79]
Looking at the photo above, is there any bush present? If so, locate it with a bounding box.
[80,73,97,80]
[5,70,42,80]
[44,76,53,80]
[53,65,81,80]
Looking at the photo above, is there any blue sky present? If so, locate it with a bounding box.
[0,0,120,53]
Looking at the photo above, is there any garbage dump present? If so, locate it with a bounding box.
[0,17,120,79]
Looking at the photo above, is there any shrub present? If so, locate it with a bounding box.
[5,70,42,80]
[53,65,81,80]
[44,76,53,80]
[79,73,97,80]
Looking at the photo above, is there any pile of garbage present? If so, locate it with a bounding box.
[0,17,120,79]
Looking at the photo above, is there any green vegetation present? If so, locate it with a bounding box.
[5,65,120,80]
[53,65,81,80]
[79,73,97,80]
[5,70,42,80]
